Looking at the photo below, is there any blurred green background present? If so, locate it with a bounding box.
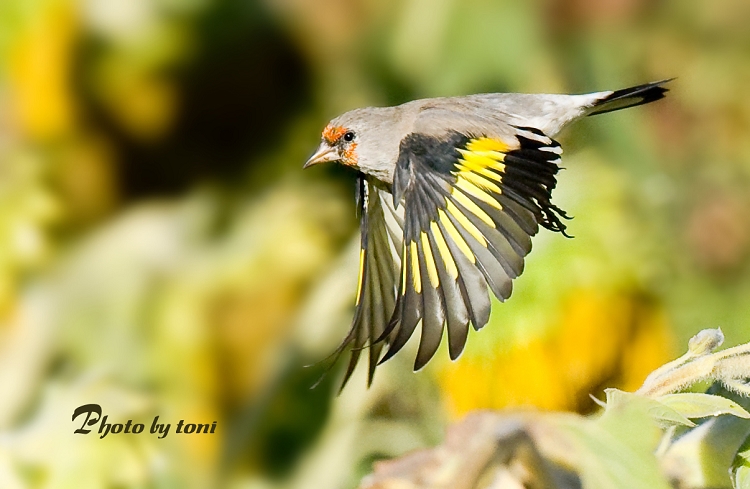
[0,0,749,487]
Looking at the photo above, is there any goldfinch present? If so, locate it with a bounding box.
[304,80,670,388]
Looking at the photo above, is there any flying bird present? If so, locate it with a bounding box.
[304,80,670,388]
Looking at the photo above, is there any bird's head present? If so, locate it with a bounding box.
[304,107,401,182]
[304,123,359,169]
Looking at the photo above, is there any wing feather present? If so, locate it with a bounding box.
[366,232,388,384]
[414,237,445,370]
[379,241,423,364]
[466,193,533,256]
[443,206,513,301]
[441,220,492,330]
[427,230,470,359]
[331,178,402,389]
[448,192,524,278]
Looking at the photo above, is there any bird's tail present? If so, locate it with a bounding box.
[587,79,673,116]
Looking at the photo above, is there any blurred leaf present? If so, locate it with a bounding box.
[738,466,750,489]
[604,388,694,427]
[566,418,670,489]
[661,389,750,488]
[658,393,750,420]
[734,438,750,489]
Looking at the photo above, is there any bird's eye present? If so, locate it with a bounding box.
[343,131,355,142]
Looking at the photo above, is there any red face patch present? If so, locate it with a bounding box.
[322,125,346,144]
[341,142,358,166]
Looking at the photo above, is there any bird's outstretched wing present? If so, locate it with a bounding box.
[332,127,567,389]
[378,126,570,370]
[333,176,403,388]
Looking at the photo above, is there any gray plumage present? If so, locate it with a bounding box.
[322,80,669,184]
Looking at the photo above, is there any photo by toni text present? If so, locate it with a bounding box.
[72,404,217,439]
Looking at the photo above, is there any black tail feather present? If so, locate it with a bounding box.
[588,79,673,116]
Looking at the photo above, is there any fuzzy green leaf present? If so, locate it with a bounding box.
[605,388,695,427]
[658,393,750,420]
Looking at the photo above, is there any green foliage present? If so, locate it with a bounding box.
[361,329,750,488]
[567,330,750,489]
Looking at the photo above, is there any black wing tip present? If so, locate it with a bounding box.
[413,326,444,371]
[448,348,462,362]
[537,202,573,237]
[377,342,400,366]
[447,329,469,360]
[413,355,429,372]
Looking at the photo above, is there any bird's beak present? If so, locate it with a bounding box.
[303,143,339,169]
